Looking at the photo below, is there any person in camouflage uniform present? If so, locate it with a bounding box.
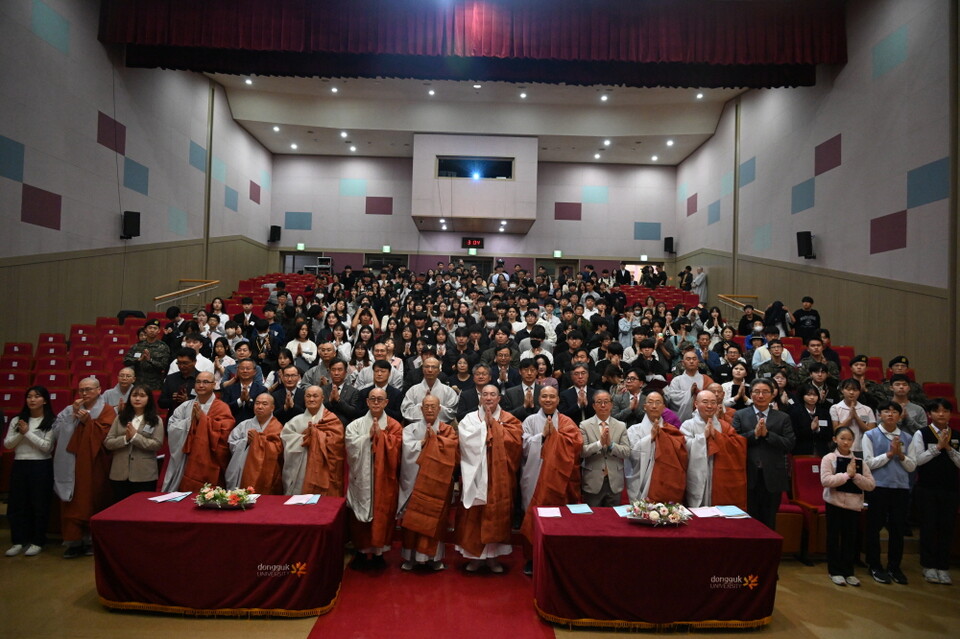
[871,356,927,406]
[123,319,171,391]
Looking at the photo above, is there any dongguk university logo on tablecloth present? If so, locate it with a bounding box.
[257,561,309,578]
[709,574,759,590]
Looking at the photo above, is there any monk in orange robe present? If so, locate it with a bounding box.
[454,384,523,573]
[626,391,689,504]
[225,394,285,494]
[53,377,116,557]
[398,395,459,570]
[682,390,748,510]
[161,372,236,492]
[344,387,403,568]
[519,386,583,553]
[280,385,345,496]
[708,383,738,429]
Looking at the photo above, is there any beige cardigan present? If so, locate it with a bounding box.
[104,415,165,483]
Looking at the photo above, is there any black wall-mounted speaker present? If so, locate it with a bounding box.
[121,211,140,239]
[268,225,281,243]
[663,236,675,253]
[797,231,815,259]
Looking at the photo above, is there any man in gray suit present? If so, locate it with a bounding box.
[612,369,647,426]
[579,391,631,507]
[501,358,541,422]
[732,378,795,530]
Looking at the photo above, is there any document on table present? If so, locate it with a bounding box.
[284,494,321,505]
[567,504,593,514]
[148,492,192,503]
[538,507,562,517]
[690,506,723,518]
[612,504,632,518]
[716,505,750,518]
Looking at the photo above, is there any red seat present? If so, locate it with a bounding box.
[101,333,134,348]
[69,324,97,337]
[777,493,805,556]
[885,367,916,382]
[46,388,74,414]
[37,333,66,345]
[1,370,31,386]
[922,382,955,399]
[70,344,103,359]
[33,371,71,388]
[3,342,33,357]
[790,455,829,555]
[0,388,25,413]
[864,367,884,383]
[0,355,32,371]
[104,344,129,363]
[36,343,68,357]
[72,357,106,376]
[866,356,883,370]
[833,345,855,360]
[96,316,120,327]
[33,355,70,372]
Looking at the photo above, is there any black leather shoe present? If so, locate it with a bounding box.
[63,546,84,559]
[870,568,891,584]
[889,568,909,585]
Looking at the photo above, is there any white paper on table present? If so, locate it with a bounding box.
[716,505,750,518]
[566,504,593,514]
[690,506,723,518]
[306,494,321,504]
[537,507,562,517]
[284,495,312,505]
[149,491,191,503]
[612,504,632,517]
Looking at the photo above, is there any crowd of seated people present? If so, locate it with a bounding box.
[3,260,957,585]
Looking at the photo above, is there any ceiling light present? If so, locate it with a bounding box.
[696,92,704,99]
[472,172,480,180]
[428,89,435,96]
[350,146,357,152]
[290,143,298,150]
[498,227,505,232]
[473,84,482,89]
[651,155,658,161]
[520,92,527,99]
[340,131,348,138]
[439,218,446,224]
[603,139,611,146]
[244,78,253,85]
[500,220,507,226]
[666,139,674,146]
[600,95,608,102]
[441,224,447,231]
[331,87,339,93]
[594,153,601,159]
[272,126,280,132]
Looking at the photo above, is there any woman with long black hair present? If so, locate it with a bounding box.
[104,385,165,502]
[4,386,57,557]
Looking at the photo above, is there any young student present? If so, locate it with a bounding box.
[908,398,960,584]
[829,378,876,453]
[862,401,915,585]
[821,426,875,586]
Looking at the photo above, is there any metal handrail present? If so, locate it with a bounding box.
[154,279,221,309]
[716,294,764,316]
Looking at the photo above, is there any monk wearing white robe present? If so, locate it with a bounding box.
[399,357,460,423]
[398,395,458,570]
[281,385,345,496]
[345,387,403,568]
[664,350,713,422]
[682,391,747,509]
[454,384,523,573]
[225,394,284,493]
[626,391,688,503]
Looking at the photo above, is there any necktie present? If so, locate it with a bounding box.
[600,421,609,475]
[525,387,533,404]
[578,388,586,403]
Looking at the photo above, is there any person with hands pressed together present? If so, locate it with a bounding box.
[579,391,630,507]
[682,390,747,510]
[53,377,117,558]
[224,393,284,494]
[732,378,795,530]
[665,349,714,422]
[626,391,689,504]
[863,401,915,585]
[829,378,876,453]
[280,385,345,496]
[123,319,171,391]
[104,385,164,502]
[821,426,875,586]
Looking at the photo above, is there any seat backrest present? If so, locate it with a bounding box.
[792,455,826,506]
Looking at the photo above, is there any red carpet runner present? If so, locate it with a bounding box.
[309,547,555,639]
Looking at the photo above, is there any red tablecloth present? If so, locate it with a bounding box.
[532,508,782,629]
[91,494,346,617]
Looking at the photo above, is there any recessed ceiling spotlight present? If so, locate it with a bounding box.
[696,92,704,99]
[340,131,348,138]
[441,224,447,231]
[651,155,658,161]
[473,83,482,89]
[594,153,601,159]
[272,126,280,132]
[520,92,527,99]
[428,89,435,96]
[350,146,357,152]
[290,143,298,150]
[666,139,674,146]
[600,94,608,102]
[439,218,446,224]
[498,227,505,232]
[500,220,507,225]
[603,139,611,146]
[244,78,253,85]
[472,172,480,180]
[331,87,339,94]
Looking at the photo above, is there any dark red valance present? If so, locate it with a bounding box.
[100,0,846,88]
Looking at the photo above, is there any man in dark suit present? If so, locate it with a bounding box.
[455,363,492,422]
[732,377,795,530]
[501,358,541,422]
[559,363,597,423]
[354,360,403,423]
[221,358,268,422]
[271,364,305,423]
[232,297,260,339]
[614,262,633,286]
[491,344,522,393]
[320,358,360,428]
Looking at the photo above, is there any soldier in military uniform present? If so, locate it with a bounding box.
[123,319,171,390]
[871,355,927,406]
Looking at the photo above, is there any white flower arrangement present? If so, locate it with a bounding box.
[194,483,256,510]
[625,499,691,526]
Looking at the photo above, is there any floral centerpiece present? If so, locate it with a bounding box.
[625,500,691,526]
[194,484,257,510]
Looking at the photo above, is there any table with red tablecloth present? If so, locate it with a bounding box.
[532,508,782,629]
[90,494,346,617]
